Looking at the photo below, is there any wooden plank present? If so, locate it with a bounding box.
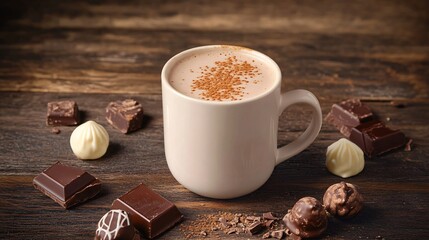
[0,92,428,239]
[0,0,428,97]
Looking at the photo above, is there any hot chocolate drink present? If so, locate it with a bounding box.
[168,46,277,102]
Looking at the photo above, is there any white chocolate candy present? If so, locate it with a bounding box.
[326,138,364,178]
[70,120,109,160]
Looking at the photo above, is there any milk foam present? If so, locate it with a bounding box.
[168,46,276,101]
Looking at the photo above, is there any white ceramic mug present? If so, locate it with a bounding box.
[161,45,322,199]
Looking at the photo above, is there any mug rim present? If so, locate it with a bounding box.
[161,45,282,105]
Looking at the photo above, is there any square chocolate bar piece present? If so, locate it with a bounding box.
[349,120,406,157]
[325,99,373,137]
[106,99,144,133]
[46,100,80,126]
[111,183,183,239]
[33,162,101,209]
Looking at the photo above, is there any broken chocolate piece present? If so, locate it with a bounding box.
[33,162,101,209]
[47,100,80,126]
[246,221,263,235]
[325,99,374,137]
[349,120,406,157]
[111,183,183,239]
[265,220,275,228]
[106,99,144,133]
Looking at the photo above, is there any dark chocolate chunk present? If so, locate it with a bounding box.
[325,99,373,137]
[283,197,328,238]
[95,210,138,240]
[47,100,80,126]
[246,221,263,235]
[111,183,183,239]
[33,162,101,209]
[106,99,144,134]
[349,120,406,157]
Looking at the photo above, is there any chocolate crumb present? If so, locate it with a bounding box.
[271,229,284,239]
[51,128,61,134]
[219,217,229,229]
[404,139,413,152]
[262,231,271,239]
[181,211,287,239]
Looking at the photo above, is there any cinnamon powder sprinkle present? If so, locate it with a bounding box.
[191,55,260,101]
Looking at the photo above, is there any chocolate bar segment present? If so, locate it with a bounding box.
[325,99,373,137]
[33,162,101,209]
[349,120,406,157]
[47,100,80,126]
[106,99,144,133]
[111,183,183,239]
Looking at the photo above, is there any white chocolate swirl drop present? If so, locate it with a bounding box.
[70,120,109,160]
[326,138,364,178]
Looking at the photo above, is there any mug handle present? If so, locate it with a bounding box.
[276,89,323,165]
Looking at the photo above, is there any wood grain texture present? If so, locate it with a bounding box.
[0,0,429,239]
[0,92,428,239]
[0,0,428,98]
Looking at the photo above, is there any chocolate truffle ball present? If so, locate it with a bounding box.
[95,210,136,240]
[323,182,363,218]
[283,197,328,238]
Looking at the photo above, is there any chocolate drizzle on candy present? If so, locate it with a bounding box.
[323,182,364,218]
[283,197,328,238]
[95,210,136,240]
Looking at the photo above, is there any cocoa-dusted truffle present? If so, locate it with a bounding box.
[95,210,137,240]
[323,182,363,218]
[283,197,328,238]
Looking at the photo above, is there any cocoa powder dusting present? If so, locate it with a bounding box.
[191,56,260,101]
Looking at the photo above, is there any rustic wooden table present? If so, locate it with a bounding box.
[1,1,428,239]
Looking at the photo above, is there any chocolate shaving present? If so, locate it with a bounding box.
[263,212,279,220]
[265,219,275,228]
